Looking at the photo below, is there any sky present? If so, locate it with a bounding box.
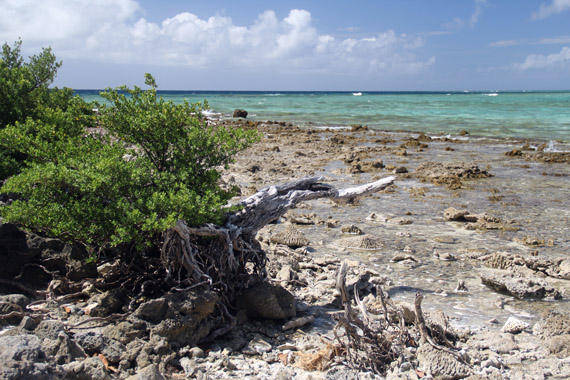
[1,0,570,91]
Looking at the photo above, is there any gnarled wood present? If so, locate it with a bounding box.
[160,175,396,301]
[227,175,396,236]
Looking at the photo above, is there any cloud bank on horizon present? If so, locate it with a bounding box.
[0,0,569,90]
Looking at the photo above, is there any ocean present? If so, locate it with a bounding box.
[76,90,570,143]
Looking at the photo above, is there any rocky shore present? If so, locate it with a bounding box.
[1,120,569,379]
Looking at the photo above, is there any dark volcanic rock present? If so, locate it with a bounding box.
[0,223,32,281]
[88,288,129,317]
[237,281,296,320]
[233,109,248,118]
[36,237,97,281]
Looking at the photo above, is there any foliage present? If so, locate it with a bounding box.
[0,39,62,128]
[1,69,259,248]
[0,39,92,179]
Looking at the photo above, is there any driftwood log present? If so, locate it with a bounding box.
[161,175,396,302]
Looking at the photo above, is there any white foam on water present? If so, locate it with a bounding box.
[544,140,556,152]
[201,109,221,118]
[544,140,570,153]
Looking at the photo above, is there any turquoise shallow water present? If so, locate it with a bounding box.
[77,90,570,142]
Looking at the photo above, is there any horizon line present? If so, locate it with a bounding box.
[71,89,570,93]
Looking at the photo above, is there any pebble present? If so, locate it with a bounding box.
[481,356,502,369]
[190,347,205,358]
[501,316,529,334]
[455,279,468,291]
[399,361,412,372]
[433,250,456,261]
[242,337,272,355]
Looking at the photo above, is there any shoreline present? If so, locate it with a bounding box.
[1,118,569,379]
[76,89,570,144]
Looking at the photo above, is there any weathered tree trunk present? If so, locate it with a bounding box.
[161,175,395,301]
[227,175,396,236]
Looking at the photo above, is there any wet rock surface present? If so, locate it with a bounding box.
[1,121,569,379]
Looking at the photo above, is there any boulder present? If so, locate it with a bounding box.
[148,290,218,346]
[416,342,472,379]
[75,331,126,364]
[480,269,561,300]
[237,281,296,320]
[233,109,248,118]
[533,310,570,338]
[0,223,32,281]
[88,288,129,317]
[60,356,112,380]
[36,238,97,281]
[0,335,52,380]
[134,298,169,324]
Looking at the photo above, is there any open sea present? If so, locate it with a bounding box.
[76,90,570,143]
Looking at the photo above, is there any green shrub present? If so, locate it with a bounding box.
[0,40,93,179]
[0,39,63,128]
[1,71,259,248]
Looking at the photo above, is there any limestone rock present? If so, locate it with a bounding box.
[416,343,472,380]
[0,335,48,380]
[480,269,561,300]
[416,161,492,182]
[270,225,309,248]
[340,224,363,235]
[466,331,518,354]
[334,235,384,250]
[501,317,529,334]
[544,335,570,358]
[284,211,323,225]
[26,232,98,282]
[61,356,112,380]
[444,207,470,221]
[149,291,218,346]
[533,310,570,338]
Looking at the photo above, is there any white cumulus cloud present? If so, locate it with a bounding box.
[532,0,570,20]
[514,46,570,71]
[0,1,434,78]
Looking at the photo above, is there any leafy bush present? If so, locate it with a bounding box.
[1,50,259,248]
[0,40,93,179]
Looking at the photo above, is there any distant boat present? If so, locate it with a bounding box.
[352,92,363,96]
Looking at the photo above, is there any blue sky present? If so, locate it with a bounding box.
[1,0,569,90]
